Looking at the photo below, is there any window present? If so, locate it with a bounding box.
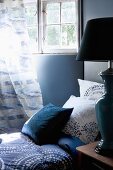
[24,0,80,54]
[24,0,38,53]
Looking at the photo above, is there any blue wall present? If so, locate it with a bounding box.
[35,54,83,106]
[34,0,113,106]
[83,0,113,82]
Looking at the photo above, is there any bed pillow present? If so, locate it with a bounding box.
[22,103,73,145]
[58,133,84,158]
[62,95,99,144]
[78,79,104,100]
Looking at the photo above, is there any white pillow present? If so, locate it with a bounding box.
[62,95,99,144]
[78,79,105,100]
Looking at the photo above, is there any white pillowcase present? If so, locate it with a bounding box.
[78,79,105,100]
[62,95,99,144]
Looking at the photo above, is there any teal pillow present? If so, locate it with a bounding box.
[22,103,73,144]
[58,133,85,158]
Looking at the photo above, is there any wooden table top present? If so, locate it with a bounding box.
[76,141,113,168]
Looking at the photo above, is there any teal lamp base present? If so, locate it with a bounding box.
[95,139,113,156]
[95,66,113,156]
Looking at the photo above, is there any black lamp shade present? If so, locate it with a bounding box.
[76,17,113,61]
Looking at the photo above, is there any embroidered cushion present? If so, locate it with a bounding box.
[62,95,99,144]
[78,79,104,100]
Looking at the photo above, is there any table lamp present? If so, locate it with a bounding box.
[76,17,113,155]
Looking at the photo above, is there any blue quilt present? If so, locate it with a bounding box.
[0,133,73,170]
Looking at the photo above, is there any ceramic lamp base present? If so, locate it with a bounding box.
[95,139,113,156]
[95,67,113,156]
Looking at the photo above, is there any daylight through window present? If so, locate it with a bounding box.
[24,0,79,54]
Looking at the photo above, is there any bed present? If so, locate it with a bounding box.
[0,79,103,170]
[0,103,80,170]
[0,132,73,170]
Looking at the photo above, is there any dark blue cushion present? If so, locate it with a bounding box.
[22,103,73,144]
[58,133,85,158]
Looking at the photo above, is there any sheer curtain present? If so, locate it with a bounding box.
[0,0,43,133]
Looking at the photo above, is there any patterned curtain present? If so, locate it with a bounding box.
[0,0,43,133]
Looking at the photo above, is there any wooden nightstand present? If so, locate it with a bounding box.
[76,142,113,170]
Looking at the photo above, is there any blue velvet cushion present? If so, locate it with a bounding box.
[22,103,73,144]
[58,133,85,158]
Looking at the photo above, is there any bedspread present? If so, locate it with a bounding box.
[0,133,73,170]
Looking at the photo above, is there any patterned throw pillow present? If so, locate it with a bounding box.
[78,79,105,100]
[62,96,99,144]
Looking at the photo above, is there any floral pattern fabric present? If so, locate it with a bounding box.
[0,132,73,170]
[62,96,99,144]
[78,79,104,100]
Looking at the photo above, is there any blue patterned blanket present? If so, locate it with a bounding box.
[0,133,73,170]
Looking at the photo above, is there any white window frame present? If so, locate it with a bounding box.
[24,0,81,54]
[40,0,79,54]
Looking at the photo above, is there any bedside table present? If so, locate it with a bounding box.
[76,142,113,170]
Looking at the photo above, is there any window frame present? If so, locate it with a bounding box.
[25,0,82,54]
[40,0,81,54]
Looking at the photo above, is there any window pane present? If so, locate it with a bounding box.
[42,1,79,52]
[25,5,37,26]
[62,24,77,48]
[45,25,60,46]
[47,3,60,24]
[28,27,38,52]
[24,0,38,53]
[61,2,76,23]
